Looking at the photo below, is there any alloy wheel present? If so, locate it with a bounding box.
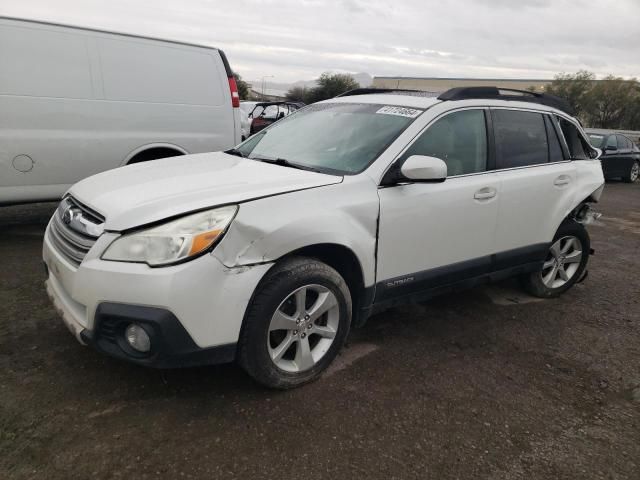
[267,284,340,372]
[541,236,583,289]
[631,162,639,182]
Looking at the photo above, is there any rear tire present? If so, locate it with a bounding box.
[522,220,590,298]
[623,161,639,183]
[238,257,352,389]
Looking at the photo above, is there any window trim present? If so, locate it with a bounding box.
[380,106,492,185]
[544,114,570,162]
[379,105,592,185]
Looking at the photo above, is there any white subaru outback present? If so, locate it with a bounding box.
[43,87,605,389]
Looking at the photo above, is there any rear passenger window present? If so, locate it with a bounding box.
[557,117,589,160]
[618,135,630,150]
[493,110,548,168]
[402,109,487,176]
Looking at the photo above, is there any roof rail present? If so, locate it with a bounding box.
[337,88,425,97]
[437,86,574,115]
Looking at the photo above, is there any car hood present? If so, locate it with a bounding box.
[68,152,342,231]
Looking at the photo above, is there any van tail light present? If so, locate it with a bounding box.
[218,50,240,108]
[228,77,240,108]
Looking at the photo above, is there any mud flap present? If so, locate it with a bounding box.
[577,269,589,284]
[577,248,595,284]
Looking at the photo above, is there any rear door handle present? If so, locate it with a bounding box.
[554,175,571,187]
[474,187,497,200]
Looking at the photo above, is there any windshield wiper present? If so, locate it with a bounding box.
[225,148,246,158]
[251,157,322,173]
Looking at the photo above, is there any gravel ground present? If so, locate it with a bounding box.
[1,183,639,480]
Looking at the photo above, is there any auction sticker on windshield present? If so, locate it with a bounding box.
[376,106,422,118]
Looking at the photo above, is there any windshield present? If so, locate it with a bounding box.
[588,134,605,148]
[235,103,422,174]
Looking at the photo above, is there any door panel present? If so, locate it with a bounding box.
[494,162,577,253]
[376,173,500,300]
[492,109,578,256]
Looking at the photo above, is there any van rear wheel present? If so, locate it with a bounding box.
[238,257,352,389]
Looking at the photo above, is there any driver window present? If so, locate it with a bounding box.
[606,135,618,150]
[402,109,487,176]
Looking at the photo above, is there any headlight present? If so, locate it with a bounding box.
[102,205,238,266]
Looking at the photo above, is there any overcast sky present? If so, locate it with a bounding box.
[3,0,639,83]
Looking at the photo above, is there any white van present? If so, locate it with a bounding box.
[0,17,241,204]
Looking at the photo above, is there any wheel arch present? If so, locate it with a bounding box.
[278,243,370,318]
[123,143,189,166]
[237,242,373,335]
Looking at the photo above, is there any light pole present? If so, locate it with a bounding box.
[261,75,274,101]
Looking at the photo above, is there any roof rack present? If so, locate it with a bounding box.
[337,88,433,97]
[437,87,574,115]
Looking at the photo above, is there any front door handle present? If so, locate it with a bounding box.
[554,175,571,187]
[474,187,497,200]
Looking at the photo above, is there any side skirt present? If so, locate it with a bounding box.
[370,243,548,314]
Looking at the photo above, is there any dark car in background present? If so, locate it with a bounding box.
[586,130,640,183]
[249,101,304,134]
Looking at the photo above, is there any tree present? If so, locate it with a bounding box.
[308,72,360,103]
[583,76,640,129]
[285,86,309,103]
[545,70,595,119]
[544,71,640,129]
[233,72,249,100]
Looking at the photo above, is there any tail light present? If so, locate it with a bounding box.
[228,77,240,108]
[218,50,240,109]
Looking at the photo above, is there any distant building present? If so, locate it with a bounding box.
[372,76,552,93]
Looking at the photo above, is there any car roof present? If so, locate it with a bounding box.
[325,93,573,117]
[326,93,442,109]
[253,101,302,107]
[1,15,219,51]
[585,129,628,137]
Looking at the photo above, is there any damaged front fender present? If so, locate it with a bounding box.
[212,178,380,287]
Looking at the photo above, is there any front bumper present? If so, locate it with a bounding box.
[85,302,237,368]
[43,224,273,367]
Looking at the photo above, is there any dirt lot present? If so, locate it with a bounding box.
[1,183,639,480]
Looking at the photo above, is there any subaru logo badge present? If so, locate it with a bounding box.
[62,207,74,225]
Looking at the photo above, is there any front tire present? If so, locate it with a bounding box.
[623,161,639,183]
[238,257,352,389]
[522,220,590,298]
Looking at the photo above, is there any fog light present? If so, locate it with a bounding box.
[125,324,151,353]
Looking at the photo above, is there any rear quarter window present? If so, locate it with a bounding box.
[98,38,224,105]
[557,117,590,160]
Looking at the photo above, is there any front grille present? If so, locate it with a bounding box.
[48,196,105,267]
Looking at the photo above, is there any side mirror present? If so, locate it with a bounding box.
[400,155,447,182]
[605,145,617,152]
